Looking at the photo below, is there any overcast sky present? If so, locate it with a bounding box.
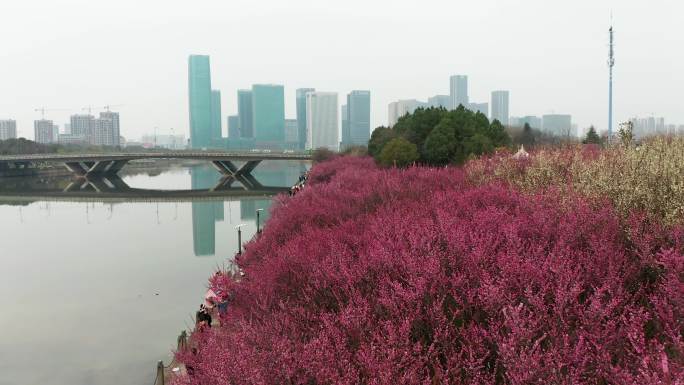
[0,0,681,140]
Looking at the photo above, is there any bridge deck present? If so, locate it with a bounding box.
[0,152,312,163]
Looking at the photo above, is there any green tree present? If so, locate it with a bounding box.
[583,126,601,145]
[378,137,419,168]
[520,123,536,148]
[423,117,457,165]
[486,119,511,147]
[368,126,396,160]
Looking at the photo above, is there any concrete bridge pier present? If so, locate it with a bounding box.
[63,160,130,177]
[211,160,261,177]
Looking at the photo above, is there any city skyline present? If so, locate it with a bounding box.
[1,1,682,139]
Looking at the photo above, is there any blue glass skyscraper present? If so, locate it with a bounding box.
[252,84,285,148]
[188,55,213,149]
[347,90,371,146]
[237,89,254,138]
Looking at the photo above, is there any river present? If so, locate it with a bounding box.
[0,161,308,385]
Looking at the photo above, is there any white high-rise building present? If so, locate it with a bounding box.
[490,90,510,125]
[388,99,428,126]
[468,102,489,117]
[306,92,339,151]
[34,119,57,144]
[450,75,468,110]
[0,120,17,140]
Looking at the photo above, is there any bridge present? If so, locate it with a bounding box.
[0,173,289,204]
[0,152,312,179]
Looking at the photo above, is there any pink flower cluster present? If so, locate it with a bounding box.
[176,156,684,385]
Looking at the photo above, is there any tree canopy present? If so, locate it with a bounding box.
[378,137,419,168]
[369,106,511,166]
[583,126,601,145]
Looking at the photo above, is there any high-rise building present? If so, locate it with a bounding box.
[99,111,120,146]
[211,90,222,140]
[347,90,371,147]
[70,115,95,139]
[428,95,450,109]
[34,119,57,144]
[227,115,240,138]
[468,102,489,117]
[341,104,349,146]
[450,75,468,110]
[285,119,299,146]
[190,166,224,256]
[252,84,285,148]
[517,115,542,130]
[306,92,339,151]
[388,99,428,126]
[188,55,213,149]
[237,89,254,138]
[542,114,572,136]
[296,88,315,149]
[0,120,17,140]
[490,90,510,125]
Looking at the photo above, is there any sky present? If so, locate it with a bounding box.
[0,0,682,140]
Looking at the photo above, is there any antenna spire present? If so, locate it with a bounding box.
[608,21,615,138]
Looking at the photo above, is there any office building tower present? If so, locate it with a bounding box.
[341,104,349,147]
[388,99,428,126]
[99,111,120,146]
[428,95,450,109]
[228,115,240,138]
[468,102,489,117]
[0,120,17,140]
[542,114,573,136]
[306,92,339,151]
[34,119,57,144]
[285,119,298,146]
[296,88,315,149]
[188,55,213,149]
[450,75,468,109]
[347,90,371,147]
[252,84,285,148]
[70,114,92,137]
[211,90,222,140]
[237,89,254,138]
[490,90,510,125]
[517,115,542,130]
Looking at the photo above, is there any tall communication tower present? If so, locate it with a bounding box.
[608,24,615,138]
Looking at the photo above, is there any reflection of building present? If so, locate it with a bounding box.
[190,166,225,256]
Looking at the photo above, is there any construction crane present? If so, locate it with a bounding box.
[102,104,124,112]
[82,106,94,115]
[34,107,70,120]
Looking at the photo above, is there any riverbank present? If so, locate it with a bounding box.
[172,148,684,384]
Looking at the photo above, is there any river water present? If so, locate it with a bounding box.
[0,161,307,385]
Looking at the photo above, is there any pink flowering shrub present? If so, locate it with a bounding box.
[175,157,684,385]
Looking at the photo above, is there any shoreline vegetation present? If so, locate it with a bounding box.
[172,136,684,384]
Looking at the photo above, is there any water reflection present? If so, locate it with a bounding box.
[0,162,308,385]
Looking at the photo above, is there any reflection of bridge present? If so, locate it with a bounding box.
[0,174,288,204]
[0,152,312,178]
